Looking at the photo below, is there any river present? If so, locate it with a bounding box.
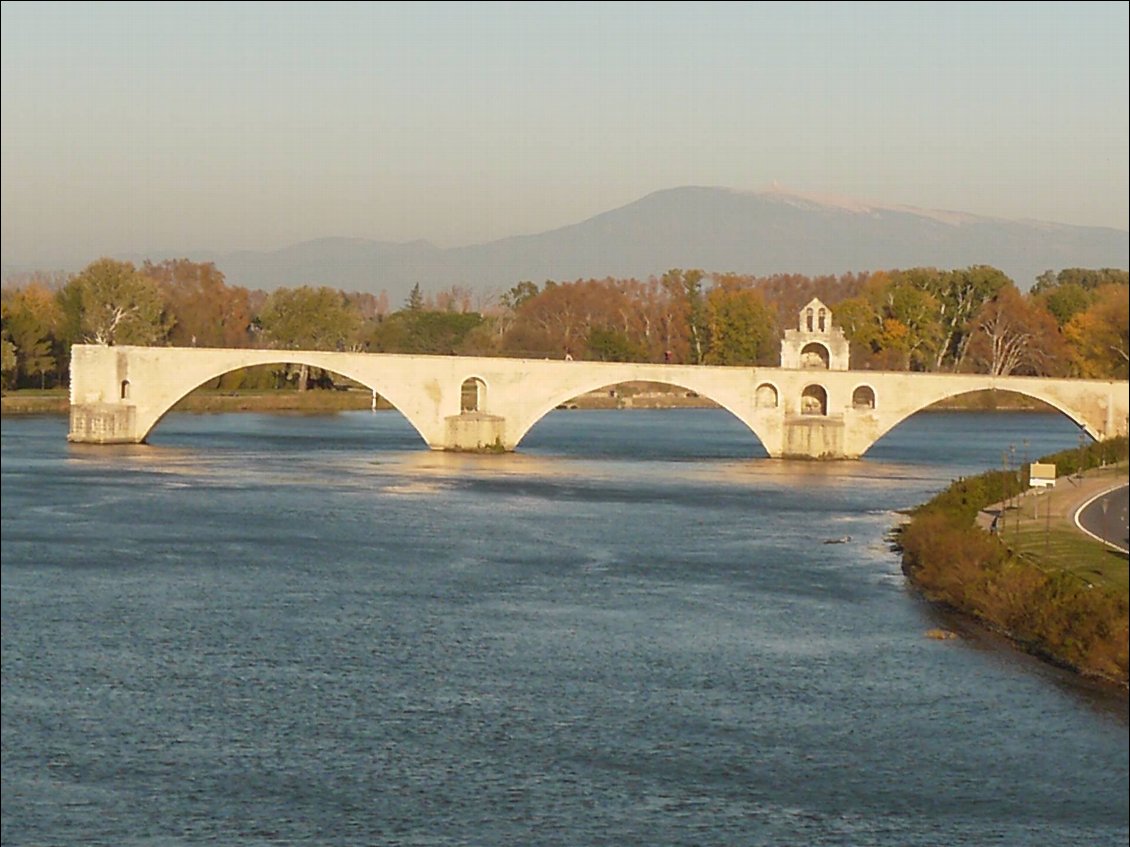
[1,408,1126,846]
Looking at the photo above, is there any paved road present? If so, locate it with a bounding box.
[1076,483,1129,553]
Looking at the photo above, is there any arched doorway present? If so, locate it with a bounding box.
[800,343,830,369]
[801,384,827,416]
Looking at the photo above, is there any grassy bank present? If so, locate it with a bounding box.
[896,439,1129,690]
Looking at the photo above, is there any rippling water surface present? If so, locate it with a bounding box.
[2,408,1126,846]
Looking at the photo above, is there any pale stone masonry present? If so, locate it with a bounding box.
[68,336,1128,459]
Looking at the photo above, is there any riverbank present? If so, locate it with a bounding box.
[897,447,1129,691]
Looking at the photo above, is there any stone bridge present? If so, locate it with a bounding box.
[68,344,1129,459]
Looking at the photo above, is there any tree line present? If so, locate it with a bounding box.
[1,258,1127,391]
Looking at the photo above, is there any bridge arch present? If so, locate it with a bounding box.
[858,383,1115,457]
[507,375,774,453]
[123,352,441,446]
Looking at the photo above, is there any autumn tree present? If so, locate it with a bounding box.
[1063,283,1129,378]
[963,285,1067,376]
[432,284,476,313]
[61,259,173,346]
[662,269,709,364]
[637,275,691,363]
[1,281,63,387]
[498,277,663,361]
[1,332,17,389]
[142,259,253,348]
[753,272,868,331]
[831,272,940,370]
[703,281,776,365]
[502,280,590,358]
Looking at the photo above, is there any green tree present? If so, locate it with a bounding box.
[1035,281,1092,328]
[64,259,172,346]
[703,284,776,365]
[585,326,647,362]
[831,295,884,369]
[833,271,940,370]
[258,286,364,390]
[406,283,424,311]
[367,309,484,354]
[499,281,539,312]
[880,278,942,370]
[912,265,1010,371]
[1031,268,1128,329]
[258,286,362,350]
[1033,268,1129,294]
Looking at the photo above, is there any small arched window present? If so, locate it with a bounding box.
[120,380,130,400]
[818,309,827,332]
[805,308,814,332]
[460,377,486,412]
[852,385,876,410]
[755,383,779,408]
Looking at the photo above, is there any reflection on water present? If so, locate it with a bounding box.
[2,408,1126,847]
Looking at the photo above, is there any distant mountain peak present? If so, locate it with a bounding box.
[755,183,982,226]
[7,185,1120,303]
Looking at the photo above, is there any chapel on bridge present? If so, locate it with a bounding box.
[779,298,850,371]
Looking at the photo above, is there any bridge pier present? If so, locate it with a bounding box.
[781,415,849,460]
[444,412,509,452]
[68,402,141,444]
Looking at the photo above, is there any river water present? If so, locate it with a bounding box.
[1,408,1126,846]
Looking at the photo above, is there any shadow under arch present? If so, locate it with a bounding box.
[133,356,436,447]
[507,377,773,454]
[860,387,1094,459]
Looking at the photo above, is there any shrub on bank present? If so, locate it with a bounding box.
[898,435,1129,687]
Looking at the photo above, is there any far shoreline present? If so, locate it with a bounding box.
[1,385,1055,417]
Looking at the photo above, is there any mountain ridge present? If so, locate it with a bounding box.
[5,186,1126,302]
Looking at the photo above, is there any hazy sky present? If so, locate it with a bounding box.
[2,1,1128,267]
